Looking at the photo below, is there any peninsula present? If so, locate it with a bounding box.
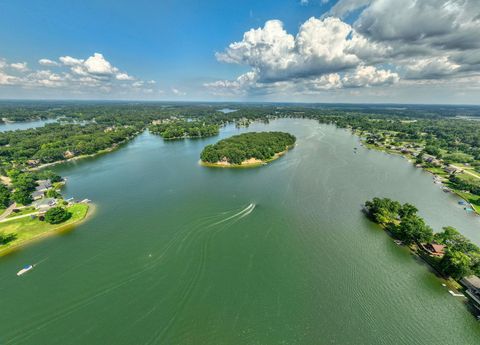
[200,131,296,167]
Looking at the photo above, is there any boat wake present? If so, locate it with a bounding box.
[3,203,257,344]
[208,203,256,227]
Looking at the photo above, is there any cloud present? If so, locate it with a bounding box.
[171,88,186,96]
[216,17,384,83]
[205,65,397,96]
[59,53,122,78]
[38,58,59,67]
[353,0,480,48]
[116,72,134,81]
[0,71,18,85]
[328,0,372,18]
[342,65,399,87]
[10,62,29,72]
[210,16,397,95]
[210,0,480,96]
[59,55,84,66]
[0,53,158,96]
[404,57,461,80]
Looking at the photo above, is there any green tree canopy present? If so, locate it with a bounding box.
[44,207,71,224]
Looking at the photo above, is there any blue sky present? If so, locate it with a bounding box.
[0,0,479,103]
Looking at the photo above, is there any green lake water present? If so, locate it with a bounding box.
[1,118,480,344]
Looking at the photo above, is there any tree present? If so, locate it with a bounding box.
[440,250,472,279]
[394,215,433,245]
[434,226,480,253]
[44,207,71,224]
[46,189,60,198]
[364,197,401,225]
[0,233,16,245]
[11,188,33,205]
[399,203,418,219]
[0,183,11,208]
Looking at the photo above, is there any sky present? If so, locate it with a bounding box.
[0,0,479,104]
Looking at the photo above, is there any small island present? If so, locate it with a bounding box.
[200,131,296,167]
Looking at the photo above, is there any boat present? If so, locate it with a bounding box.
[394,240,403,245]
[17,265,33,276]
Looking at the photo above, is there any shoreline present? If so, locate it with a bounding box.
[200,147,292,168]
[354,130,480,216]
[29,134,138,171]
[371,218,463,293]
[0,203,95,257]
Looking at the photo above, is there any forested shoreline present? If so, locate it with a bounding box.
[364,197,480,313]
[149,120,219,139]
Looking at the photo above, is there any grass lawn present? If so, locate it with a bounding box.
[424,166,450,179]
[7,206,36,218]
[0,203,90,255]
[452,190,480,214]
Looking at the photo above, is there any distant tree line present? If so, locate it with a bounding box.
[149,120,219,139]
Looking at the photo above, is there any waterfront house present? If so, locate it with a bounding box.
[423,155,441,166]
[32,197,57,210]
[31,190,44,200]
[420,243,446,257]
[400,148,413,154]
[444,165,462,175]
[27,159,40,167]
[63,150,75,159]
[35,179,52,192]
[460,275,480,314]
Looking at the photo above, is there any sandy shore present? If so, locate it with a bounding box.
[200,147,291,168]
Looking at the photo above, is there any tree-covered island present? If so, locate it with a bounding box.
[200,131,296,167]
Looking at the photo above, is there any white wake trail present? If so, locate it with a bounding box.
[208,203,254,227]
[238,203,256,219]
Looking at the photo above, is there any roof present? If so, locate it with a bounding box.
[463,276,480,289]
[32,198,56,208]
[31,190,44,197]
[35,180,52,191]
[431,244,445,253]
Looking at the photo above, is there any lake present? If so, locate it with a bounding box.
[0,119,57,132]
[1,119,480,344]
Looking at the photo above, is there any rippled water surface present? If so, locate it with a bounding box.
[1,119,480,344]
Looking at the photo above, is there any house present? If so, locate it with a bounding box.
[32,197,57,210]
[27,159,40,167]
[422,154,441,166]
[35,179,52,192]
[420,243,446,257]
[460,275,480,314]
[31,190,44,200]
[444,165,462,175]
[63,150,75,159]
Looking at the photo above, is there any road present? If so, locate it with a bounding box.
[450,164,480,180]
[0,211,40,223]
[0,203,17,221]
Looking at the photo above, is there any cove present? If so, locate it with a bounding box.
[0,119,480,345]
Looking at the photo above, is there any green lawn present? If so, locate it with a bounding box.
[0,204,90,255]
[6,206,36,218]
[424,166,448,178]
[452,190,480,214]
